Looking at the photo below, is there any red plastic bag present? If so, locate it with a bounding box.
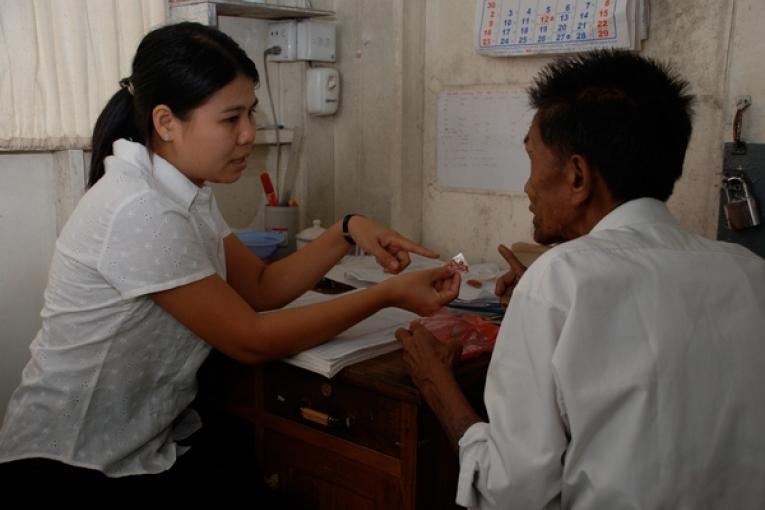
[410,308,499,359]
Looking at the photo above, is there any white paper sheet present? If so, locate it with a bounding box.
[280,290,418,378]
[437,89,534,192]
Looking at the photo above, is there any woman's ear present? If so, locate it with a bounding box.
[152,104,176,142]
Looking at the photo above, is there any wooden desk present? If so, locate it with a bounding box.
[199,349,489,509]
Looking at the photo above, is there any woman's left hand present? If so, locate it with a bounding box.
[346,215,439,273]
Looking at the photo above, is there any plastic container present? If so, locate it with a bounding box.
[235,231,284,260]
[264,205,299,259]
[296,219,326,249]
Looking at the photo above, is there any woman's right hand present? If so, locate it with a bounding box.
[384,267,461,316]
[344,215,440,274]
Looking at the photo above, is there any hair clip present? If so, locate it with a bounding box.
[118,77,135,96]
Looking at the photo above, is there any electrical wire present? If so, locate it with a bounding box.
[263,47,282,196]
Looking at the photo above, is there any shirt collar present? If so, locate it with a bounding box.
[591,197,678,233]
[111,138,202,211]
[151,151,201,211]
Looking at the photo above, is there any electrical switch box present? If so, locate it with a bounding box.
[268,21,297,61]
[297,20,336,62]
[306,67,339,116]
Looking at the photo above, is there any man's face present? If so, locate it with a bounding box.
[523,114,576,245]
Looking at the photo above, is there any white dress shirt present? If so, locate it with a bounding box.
[457,198,765,509]
[0,139,230,476]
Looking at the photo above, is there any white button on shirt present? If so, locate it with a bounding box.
[0,139,231,476]
[457,198,765,509]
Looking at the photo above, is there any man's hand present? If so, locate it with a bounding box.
[396,325,462,389]
[396,325,481,452]
[494,244,527,307]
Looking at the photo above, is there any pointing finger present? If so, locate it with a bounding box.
[386,235,439,259]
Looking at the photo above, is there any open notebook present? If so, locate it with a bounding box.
[280,290,417,378]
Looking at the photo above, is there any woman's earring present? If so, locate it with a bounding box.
[163,134,172,142]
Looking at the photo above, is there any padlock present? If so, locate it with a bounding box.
[722,175,760,231]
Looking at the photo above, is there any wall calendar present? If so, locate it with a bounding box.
[475,0,648,56]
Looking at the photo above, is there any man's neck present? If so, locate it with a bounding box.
[570,182,623,239]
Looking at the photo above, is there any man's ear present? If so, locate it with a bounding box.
[152,104,176,143]
[566,154,594,207]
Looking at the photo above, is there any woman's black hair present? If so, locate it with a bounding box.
[528,49,695,202]
[88,22,260,187]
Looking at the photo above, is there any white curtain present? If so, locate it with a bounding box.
[0,0,166,150]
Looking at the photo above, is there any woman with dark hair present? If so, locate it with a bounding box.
[0,22,459,494]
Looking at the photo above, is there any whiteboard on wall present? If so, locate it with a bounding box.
[437,89,534,192]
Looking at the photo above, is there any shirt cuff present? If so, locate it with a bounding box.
[456,421,490,508]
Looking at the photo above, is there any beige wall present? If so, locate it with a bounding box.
[207,0,765,265]
[0,151,85,418]
[417,0,763,265]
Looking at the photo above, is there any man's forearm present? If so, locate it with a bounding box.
[419,372,483,453]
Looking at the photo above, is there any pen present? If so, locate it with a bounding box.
[260,172,278,207]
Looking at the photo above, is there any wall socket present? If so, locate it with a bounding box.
[267,21,297,61]
[268,20,336,63]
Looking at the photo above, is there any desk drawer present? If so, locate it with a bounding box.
[263,363,404,458]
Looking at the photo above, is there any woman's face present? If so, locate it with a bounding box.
[158,73,257,186]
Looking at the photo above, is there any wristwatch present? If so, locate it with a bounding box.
[342,214,360,246]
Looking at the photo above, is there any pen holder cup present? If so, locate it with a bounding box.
[264,205,298,260]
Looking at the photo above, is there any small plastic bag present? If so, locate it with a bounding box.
[410,308,499,359]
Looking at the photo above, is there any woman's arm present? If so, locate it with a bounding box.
[151,266,460,365]
[226,215,440,311]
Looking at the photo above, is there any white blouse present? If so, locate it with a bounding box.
[457,198,765,509]
[0,139,231,476]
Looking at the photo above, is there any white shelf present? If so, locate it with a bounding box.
[254,128,293,145]
[169,0,334,23]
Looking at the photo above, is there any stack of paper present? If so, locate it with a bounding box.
[474,0,649,57]
[281,290,418,378]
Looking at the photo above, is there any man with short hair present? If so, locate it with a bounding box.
[397,50,765,509]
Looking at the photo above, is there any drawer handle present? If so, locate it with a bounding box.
[299,407,353,429]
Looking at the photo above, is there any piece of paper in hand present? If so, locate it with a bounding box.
[444,252,470,273]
